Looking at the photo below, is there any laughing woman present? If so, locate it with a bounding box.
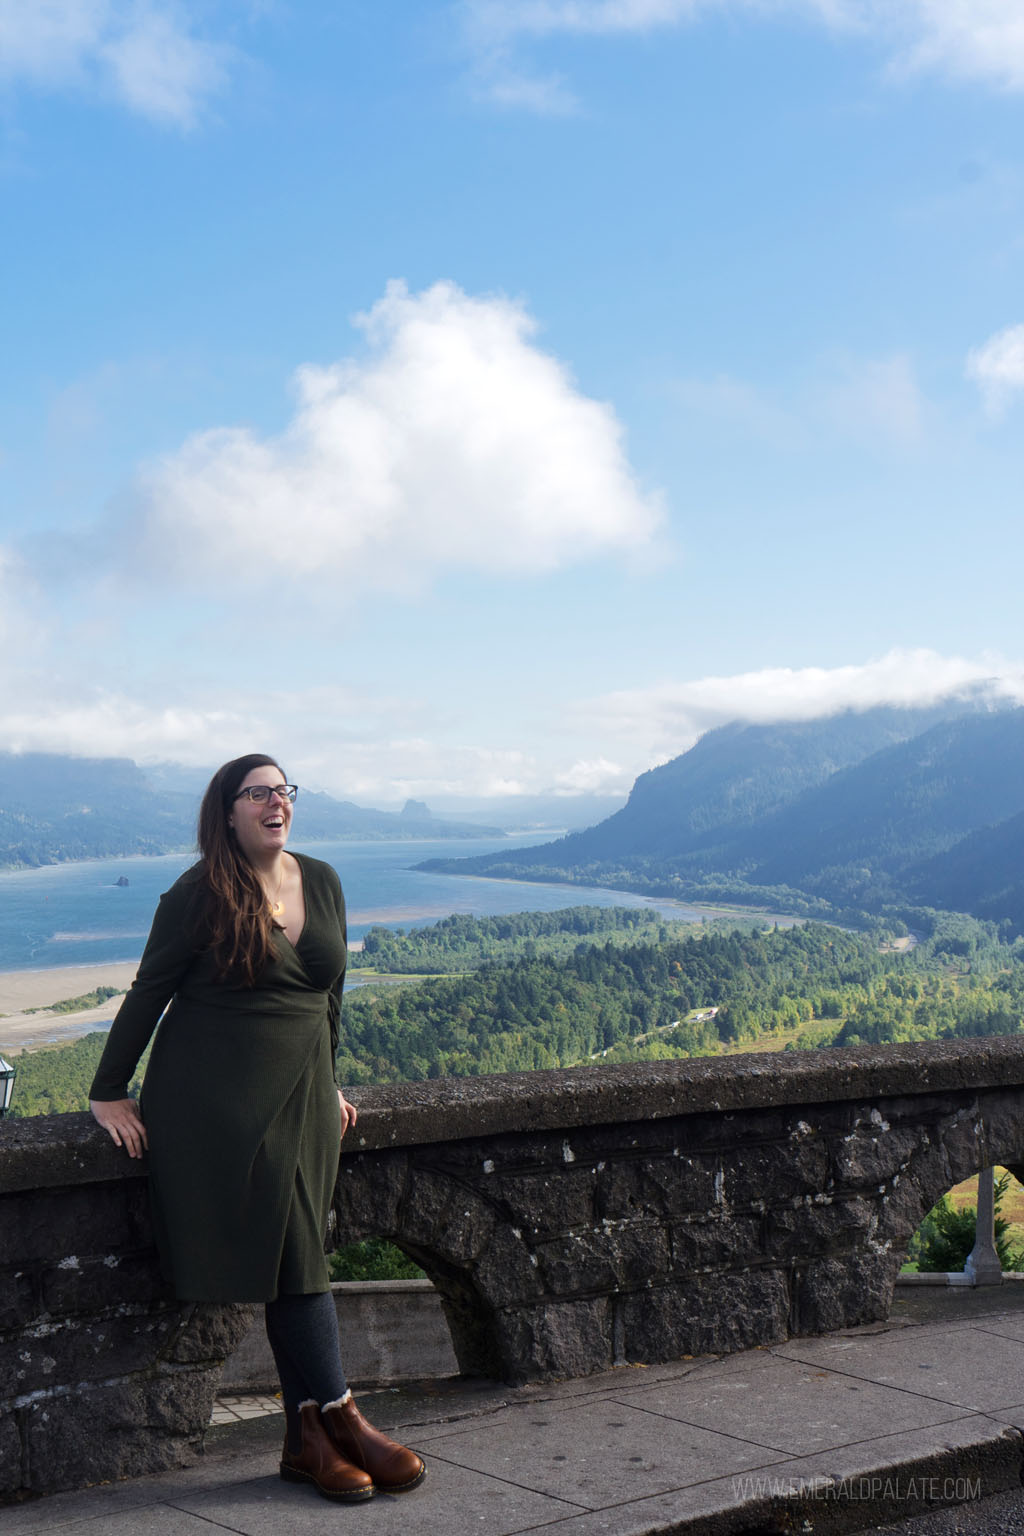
[88,752,426,1503]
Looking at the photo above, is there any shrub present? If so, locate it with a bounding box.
[328,1238,425,1281]
[907,1172,1024,1273]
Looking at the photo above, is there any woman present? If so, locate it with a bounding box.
[89,753,426,1503]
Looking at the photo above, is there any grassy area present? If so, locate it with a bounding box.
[23,986,122,1016]
[716,1022,841,1055]
[348,970,460,984]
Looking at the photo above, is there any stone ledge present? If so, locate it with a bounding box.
[342,1036,1024,1152]
[6,1036,1024,1184]
[0,1112,146,1194]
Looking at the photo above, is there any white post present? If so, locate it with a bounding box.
[965,1166,1003,1286]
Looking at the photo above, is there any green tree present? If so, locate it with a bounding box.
[908,1173,1024,1273]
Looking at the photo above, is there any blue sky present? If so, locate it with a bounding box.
[2,0,1024,808]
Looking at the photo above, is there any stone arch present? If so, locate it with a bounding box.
[332,1146,538,1380]
[871,1085,1024,1269]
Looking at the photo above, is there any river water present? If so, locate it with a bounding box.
[0,836,742,974]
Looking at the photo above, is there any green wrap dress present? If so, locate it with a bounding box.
[88,852,346,1303]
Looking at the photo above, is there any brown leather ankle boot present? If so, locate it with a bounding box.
[279,1399,375,1501]
[322,1392,427,1493]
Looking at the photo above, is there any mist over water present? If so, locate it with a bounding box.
[0,837,701,974]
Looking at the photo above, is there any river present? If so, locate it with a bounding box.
[0,835,776,974]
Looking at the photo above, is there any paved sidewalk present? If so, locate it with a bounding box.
[6,1288,1024,1536]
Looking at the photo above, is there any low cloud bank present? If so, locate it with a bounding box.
[1,649,1020,805]
[575,648,1024,764]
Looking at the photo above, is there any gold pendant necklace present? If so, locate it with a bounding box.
[268,864,285,918]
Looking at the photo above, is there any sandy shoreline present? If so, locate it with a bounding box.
[0,962,139,1055]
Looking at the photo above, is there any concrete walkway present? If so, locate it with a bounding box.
[7,1288,1024,1536]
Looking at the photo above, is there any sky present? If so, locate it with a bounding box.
[2,0,1024,809]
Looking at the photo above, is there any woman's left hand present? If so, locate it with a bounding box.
[337,1089,358,1141]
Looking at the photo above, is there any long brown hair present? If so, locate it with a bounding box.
[197,753,287,984]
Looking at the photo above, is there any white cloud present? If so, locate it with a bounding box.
[873,0,1024,93]
[0,0,230,127]
[553,756,626,794]
[463,0,1024,105]
[480,66,579,113]
[130,279,663,589]
[966,322,1024,416]
[0,693,256,763]
[329,741,538,803]
[672,353,927,455]
[464,0,706,43]
[672,374,801,447]
[0,680,548,803]
[0,549,21,649]
[823,352,925,448]
[575,648,1024,761]
[0,545,46,656]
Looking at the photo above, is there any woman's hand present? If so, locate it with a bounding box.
[337,1089,358,1141]
[90,1098,149,1159]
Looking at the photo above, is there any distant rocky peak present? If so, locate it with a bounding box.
[401,799,432,819]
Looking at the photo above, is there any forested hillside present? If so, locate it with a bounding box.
[0,755,196,867]
[9,907,678,1112]
[12,907,1023,1114]
[337,910,1024,1082]
[739,709,1024,903]
[420,699,1024,933]
[907,812,1024,934]
[9,1031,149,1118]
[351,905,676,974]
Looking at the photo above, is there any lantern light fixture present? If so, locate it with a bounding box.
[0,1055,16,1117]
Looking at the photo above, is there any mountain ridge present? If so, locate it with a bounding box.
[418,698,1024,931]
[0,752,505,870]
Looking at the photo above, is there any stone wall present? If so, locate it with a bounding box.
[332,1040,1024,1381]
[4,1038,1024,1498]
[0,1114,255,1499]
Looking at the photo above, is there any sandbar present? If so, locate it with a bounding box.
[0,962,138,1055]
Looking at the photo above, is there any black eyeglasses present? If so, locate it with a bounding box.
[233,784,298,804]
